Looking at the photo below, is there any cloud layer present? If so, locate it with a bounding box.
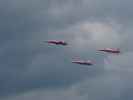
[0,0,133,100]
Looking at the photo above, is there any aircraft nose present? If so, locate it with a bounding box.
[63,43,68,45]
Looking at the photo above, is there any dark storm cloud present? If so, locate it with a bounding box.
[0,0,133,100]
[0,0,49,96]
[0,0,100,97]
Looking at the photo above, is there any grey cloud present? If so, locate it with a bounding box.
[0,0,133,100]
[48,0,133,24]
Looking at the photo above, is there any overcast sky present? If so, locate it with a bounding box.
[0,0,133,100]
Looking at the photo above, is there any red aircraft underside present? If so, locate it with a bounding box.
[72,60,93,65]
[45,40,67,46]
[98,48,120,54]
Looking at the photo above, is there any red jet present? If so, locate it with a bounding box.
[98,48,120,54]
[45,40,68,46]
[72,58,93,66]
